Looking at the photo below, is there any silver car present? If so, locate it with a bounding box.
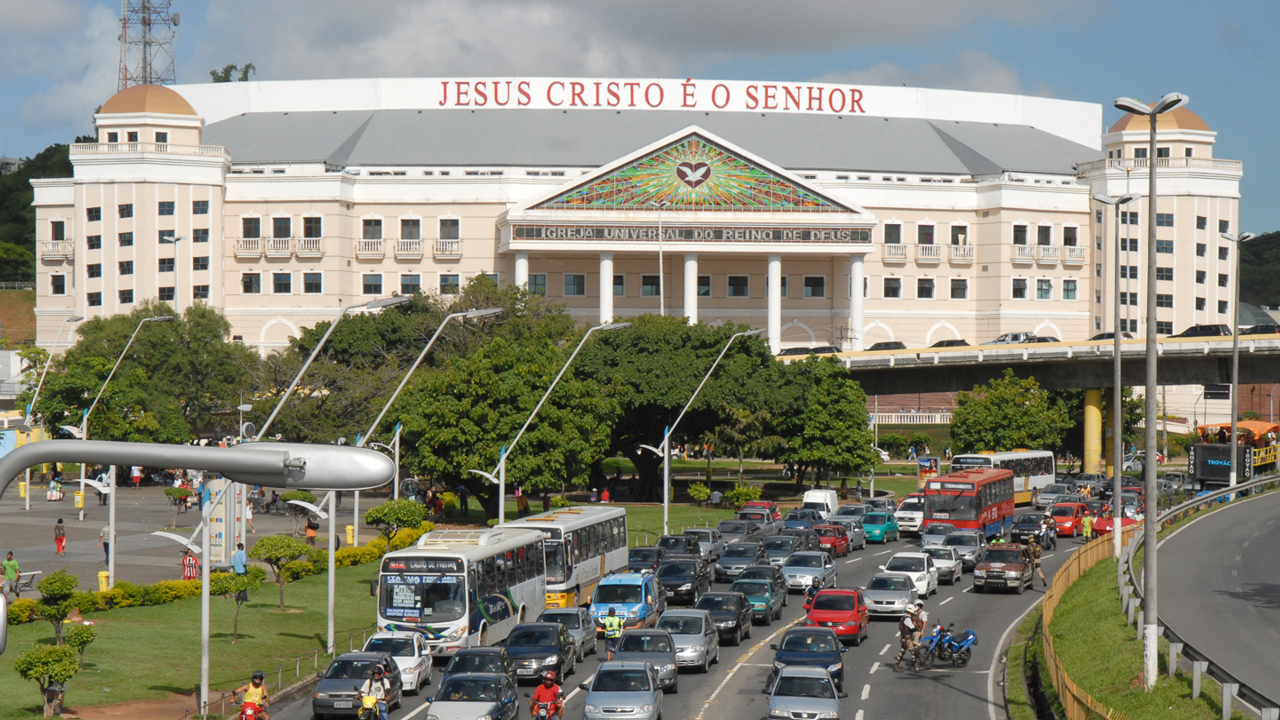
[762,535,801,566]
[919,522,955,548]
[834,504,870,521]
[655,609,720,673]
[780,552,838,593]
[715,520,764,544]
[941,531,987,571]
[861,573,918,617]
[422,673,519,720]
[537,607,597,661]
[922,546,962,585]
[580,662,663,720]
[614,629,679,693]
[762,665,847,719]
[826,518,867,550]
[1034,483,1075,510]
[686,527,725,562]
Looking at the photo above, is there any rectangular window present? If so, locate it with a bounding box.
[613,274,624,297]
[1218,247,1229,261]
[119,232,133,247]
[698,275,711,297]
[1156,147,1170,159]
[641,275,660,296]
[780,276,787,298]
[1156,213,1173,227]
[126,131,138,143]
[1122,211,1139,226]
[917,225,934,245]
[1156,240,1173,254]
[158,286,174,302]
[51,275,65,295]
[119,289,134,304]
[88,263,102,278]
[242,217,260,238]
[118,203,133,219]
[1134,147,1148,159]
[88,291,102,307]
[304,217,322,238]
[1096,290,1102,305]
[883,278,901,298]
[1037,279,1052,299]
[564,274,586,296]
[951,226,967,245]
[1185,148,1194,158]
[1037,226,1052,246]
[159,229,175,243]
[1157,294,1173,308]
[1126,319,1139,333]
[401,274,420,295]
[401,219,420,240]
[1120,292,1137,306]
[1218,301,1229,314]
[304,273,323,294]
[1157,267,1173,281]
[1218,273,1229,287]
[727,275,749,297]
[158,201,175,216]
[158,258,174,273]
[439,218,460,240]
[50,221,65,241]
[1219,219,1230,233]
[1063,279,1077,300]
[1096,210,1103,224]
[1195,297,1206,311]
[155,131,168,144]
[363,219,382,240]
[1063,227,1078,246]
[804,276,826,298]
[106,132,118,143]
[242,273,261,294]
[1013,225,1028,245]
[1122,237,1139,252]
[273,273,292,294]
[1012,278,1027,299]
[271,217,290,239]
[118,260,133,276]
[1096,263,1103,278]
[1196,216,1207,230]
[884,224,901,244]
[363,274,382,295]
[193,256,209,271]
[950,278,967,299]
[1157,321,1173,335]
[193,285,209,300]
[1196,243,1206,257]
[1196,270,1206,284]
[193,228,209,243]
[1121,265,1138,279]
[87,207,101,222]
[87,235,101,250]
[192,200,209,215]
[917,278,934,299]
[528,274,546,296]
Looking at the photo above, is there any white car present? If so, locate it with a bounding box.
[894,495,924,534]
[363,631,432,694]
[879,552,938,597]
[872,446,891,463]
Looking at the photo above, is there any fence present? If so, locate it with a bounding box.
[1040,523,1140,720]
[0,282,34,290]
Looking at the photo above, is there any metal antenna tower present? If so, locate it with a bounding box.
[118,0,180,91]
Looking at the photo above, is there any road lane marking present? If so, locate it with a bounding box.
[1236,555,1242,561]
[400,700,432,720]
[861,683,870,700]
[1243,541,1250,547]
[845,557,863,565]
[869,662,880,674]
[1233,570,1238,576]
[855,711,864,720]
[875,549,895,556]
[962,587,972,593]
[694,618,799,720]
[1249,606,1257,614]
[940,597,954,606]
[879,644,890,656]
[1042,553,1056,559]
[988,596,1044,720]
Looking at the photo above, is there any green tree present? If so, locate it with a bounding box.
[364,500,427,542]
[279,490,317,535]
[248,535,311,609]
[708,406,781,480]
[209,570,262,643]
[0,143,75,283]
[62,624,97,669]
[780,357,878,481]
[949,369,1072,454]
[210,63,256,82]
[687,482,711,520]
[36,570,78,645]
[14,646,79,717]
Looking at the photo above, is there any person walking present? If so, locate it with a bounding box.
[54,519,66,556]
[181,549,200,580]
[231,542,249,576]
[455,485,470,519]
[3,552,20,601]
[305,515,319,546]
[245,503,256,534]
[98,524,112,564]
[602,607,624,661]
[131,465,142,490]
[1081,512,1095,542]
[516,489,530,518]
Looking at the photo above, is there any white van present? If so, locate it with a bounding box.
[801,489,840,520]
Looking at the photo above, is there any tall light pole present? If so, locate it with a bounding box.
[649,201,671,316]
[24,315,82,512]
[474,321,631,525]
[644,328,766,535]
[1221,231,1255,498]
[1094,192,1135,560]
[1114,91,1188,690]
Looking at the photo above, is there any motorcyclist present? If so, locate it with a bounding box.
[233,670,270,720]
[805,577,823,605]
[529,670,564,719]
[358,665,391,720]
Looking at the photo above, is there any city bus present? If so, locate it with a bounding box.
[921,467,1016,539]
[503,505,629,608]
[949,450,1055,505]
[378,527,546,657]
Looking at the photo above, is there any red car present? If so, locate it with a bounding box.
[1092,516,1140,535]
[813,524,851,557]
[802,588,869,645]
[741,500,782,522]
[1049,502,1089,537]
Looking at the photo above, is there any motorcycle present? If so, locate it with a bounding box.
[354,686,380,720]
[926,623,979,667]
[238,701,263,720]
[534,701,558,719]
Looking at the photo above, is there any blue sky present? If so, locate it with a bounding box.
[2,0,1275,231]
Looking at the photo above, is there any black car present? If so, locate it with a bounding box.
[1033,336,1061,343]
[656,534,701,557]
[930,339,970,348]
[695,591,753,646]
[777,347,815,356]
[1172,323,1231,338]
[768,627,848,690]
[656,558,711,604]
[780,527,821,552]
[313,652,404,719]
[1242,324,1280,336]
[809,345,841,354]
[715,520,765,544]
[1010,512,1055,548]
[503,623,577,682]
[868,341,907,351]
[737,564,788,606]
[715,542,768,582]
[627,546,670,573]
[440,646,517,688]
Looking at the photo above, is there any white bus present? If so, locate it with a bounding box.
[949,450,1056,505]
[503,505,628,608]
[378,528,546,657]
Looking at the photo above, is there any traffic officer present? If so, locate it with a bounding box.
[1028,535,1047,587]
[893,605,923,672]
[602,606,624,660]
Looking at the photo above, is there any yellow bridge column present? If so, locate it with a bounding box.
[1104,395,1118,479]
[1084,389,1103,474]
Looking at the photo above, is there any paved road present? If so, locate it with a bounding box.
[1159,491,1280,706]
[271,531,1086,720]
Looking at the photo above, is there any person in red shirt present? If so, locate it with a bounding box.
[181,549,200,580]
[529,671,563,719]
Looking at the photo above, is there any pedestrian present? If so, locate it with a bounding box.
[854,481,864,503]
[1081,512,1094,542]
[944,445,952,460]
[181,549,200,580]
[305,515,319,546]
[455,485,470,519]
[516,490,530,518]
[3,552,19,601]
[54,518,66,556]
[600,488,610,503]
[131,465,142,489]
[709,489,722,507]
[98,524,112,564]
[231,542,248,576]
[908,445,917,461]
[589,488,599,503]
[245,502,256,534]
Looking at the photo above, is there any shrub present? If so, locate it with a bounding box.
[63,624,97,668]
[248,535,313,609]
[8,598,38,626]
[878,433,908,458]
[723,483,762,508]
[364,499,428,542]
[36,570,79,644]
[70,593,101,615]
[550,495,571,509]
[279,490,317,505]
[908,432,933,453]
[282,560,315,583]
[439,492,459,511]
[687,482,711,504]
[14,645,79,717]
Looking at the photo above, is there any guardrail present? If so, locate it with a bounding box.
[871,412,952,425]
[1124,473,1280,720]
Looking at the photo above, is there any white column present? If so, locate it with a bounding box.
[767,254,782,354]
[850,254,865,351]
[514,251,529,287]
[683,254,698,325]
[599,252,614,324]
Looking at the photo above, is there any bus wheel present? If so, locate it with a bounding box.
[518,606,526,623]
[479,624,488,647]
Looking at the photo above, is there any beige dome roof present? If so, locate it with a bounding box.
[100,84,196,116]
[1108,105,1208,133]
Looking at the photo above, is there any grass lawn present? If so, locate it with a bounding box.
[0,563,382,720]
[1004,609,1042,720]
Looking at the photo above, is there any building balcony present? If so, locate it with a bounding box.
[1077,157,1243,175]
[1036,246,1059,265]
[916,244,942,264]
[265,237,293,258]
[434,239,462,259]
[234,238,262,258]
[948,245,974,264]
[395,239,424,259]
[41,241,74,260]
[1063,246,1087,265]
[70,142,231,162]
[296,238,324,258]
[1012,245,1035,264]
[882,244,908,262]
[356,239,385,259]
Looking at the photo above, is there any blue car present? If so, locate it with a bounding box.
[767,627,848,690]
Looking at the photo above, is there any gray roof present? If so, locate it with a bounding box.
[202,109,1100,175]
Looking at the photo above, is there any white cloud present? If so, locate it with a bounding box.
[820,50,1033,96]
[14,4,118,136]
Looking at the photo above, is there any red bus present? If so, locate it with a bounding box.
[921,468,1016,539]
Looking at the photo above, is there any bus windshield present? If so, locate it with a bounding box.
[545,541,566,584]
[925,493,978,521]
[380,574,466,623]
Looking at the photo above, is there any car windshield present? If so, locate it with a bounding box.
[325,659,382,679]
[836,506,867,516]
[780,633,839,653]
[696,595,737,612]
[689,530,713,541]
[364,637,414,655]
[774,676,835,699]
[724,544,756,557]
[924,524,955,535]
[864,513,889,525]
[539,612,580,629]
[717,522,749,534]
[656,537,689,551]
[656,616,703,635]
[618,634,672,653]
[867,576,911,591]
[738,512,767,521]
[944,534,980,547]
[738,568,772,581]
[1050,506,1076,517]
[592,669,652,693]
[815,527,839,537]
[898,498,923,512]
[923,548,953,561]
[1014,516,1042,528]
[507,628,557,647]
[1044,484,1069,494]
[786,554,823,568]
[764,537,797,551]
[629,548,660,562]
[812,594,858,611]
[657,562,697,578]
[435,677,499,702]
[729,581,771,596]
[444,653,501,674]
[595,585,643,604]
[885,557,925,572]
[985,550,1026,564]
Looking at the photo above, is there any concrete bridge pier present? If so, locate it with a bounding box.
[1105,397,1119,479]
[1084,389,1103,473]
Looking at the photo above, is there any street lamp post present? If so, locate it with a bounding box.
[1221,231,1255,498]
[1094,192,1135,560]
[649,201,671,316]
[24,315,82,512]
[1114,91,1188,690]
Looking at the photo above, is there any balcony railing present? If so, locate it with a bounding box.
[882,244,908,261]
[395,239,424,258]
[1063,246,1087,264]
[1012,245,1036,263]
[948,245,974,263]
[70,142,231,161]
[41,241,74,259]
[234,238,261,257]
[434,239,462,259]
[916,245,942,263]
[296,238,324,258]
[1077,157,1243,175]
[265,237,293,257]
[355,239,385,259]
[1037,245,1060,264]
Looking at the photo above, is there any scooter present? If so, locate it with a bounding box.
[534,701,557,719]
[354,686,380,720]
